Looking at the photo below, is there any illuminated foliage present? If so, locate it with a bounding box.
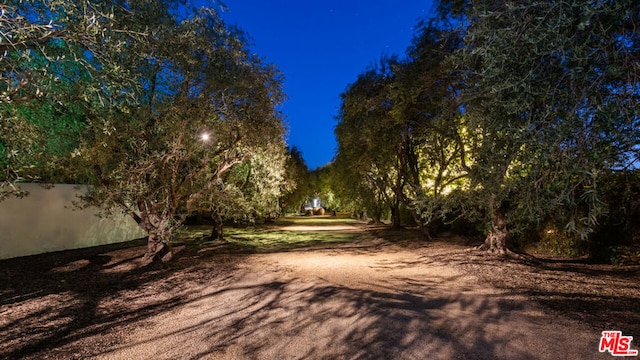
[336,0,638,255]
[0,0,149,198]
[442,0,640,252]
[334,58,403,225]
[334,26,467,233]
[1,0,288,260]
[280,146,313,213]
[391,24,469,236]
[74,3,286,260]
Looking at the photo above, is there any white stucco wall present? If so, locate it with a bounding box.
[0,183,146,259]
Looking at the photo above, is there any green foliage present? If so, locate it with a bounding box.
[334,26,467,232]
[200,144,289,225]
[71,2,288,258]
[334,58,403,224]
[526,223,585,258]
[280,146,313,213]
[335,0,638,256]
[310,165,342,212]
[3,98,87,183]
[392,24,469,234]
[443,0,639,249]
[588,170,640,263]
[0,0,289,258]
[0,0,144,198]
[177,216,363,252]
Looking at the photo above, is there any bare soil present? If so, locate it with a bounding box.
[1,220,639,359]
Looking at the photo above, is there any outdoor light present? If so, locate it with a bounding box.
[200,132,210,142]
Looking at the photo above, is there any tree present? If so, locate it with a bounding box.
[311,165,342,213]
[334,59,404,226]
[198,143,289,240]
[280,146,312,214]
[390,24,469,238]
[441,0,640,253]
[334,27,468,234]
[75,2,287,261]
[0,0,143,199]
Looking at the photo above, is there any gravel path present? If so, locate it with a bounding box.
[2,220,629,359]
[95,225,610,360]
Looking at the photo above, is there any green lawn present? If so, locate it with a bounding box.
[174,215,365,253]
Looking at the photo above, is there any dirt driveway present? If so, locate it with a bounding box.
[1,219,638,359]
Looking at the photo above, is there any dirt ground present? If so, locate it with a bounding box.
[1,219,639,359]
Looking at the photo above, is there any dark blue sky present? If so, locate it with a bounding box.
[221,1,435,169]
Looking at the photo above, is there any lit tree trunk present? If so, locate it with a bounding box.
[136,201,172,262]
[478,195,510,254]
[414,211,432,240]
[392,148,404,230]
[145,230,172,262]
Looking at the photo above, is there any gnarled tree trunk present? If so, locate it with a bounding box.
[477,196,510,255]
[408,207,432,240]
[145,230,172,262]
[210,210,224,240]
[360,209,374,223]
[136,201,172,262]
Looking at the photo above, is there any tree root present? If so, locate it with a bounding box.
[472,243,538,262]
[143,243,173,263]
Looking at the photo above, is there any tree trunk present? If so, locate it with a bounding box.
[477,197,510,254]
[390,202,402,230]
[417,221,432,240]
[210,220,224,240]
[135,202,172,262]
[404,206,431,240]
[144,231,172,262]
[210,210,224,240]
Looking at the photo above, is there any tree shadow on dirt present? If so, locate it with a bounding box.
[0,238,248,359]
[2,225,638,359]
[425,245,640,341]
[89,274,546,360]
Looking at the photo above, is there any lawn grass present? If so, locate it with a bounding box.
[174,215,365,253]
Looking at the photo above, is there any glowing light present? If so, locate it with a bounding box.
[200,132,210,142]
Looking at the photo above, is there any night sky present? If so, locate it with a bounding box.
[221,1,435,169]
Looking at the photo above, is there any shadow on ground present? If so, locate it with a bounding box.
[0,219,638,359]
[94,275,541,360]
[432,248,640,339]
[0,238,246,359]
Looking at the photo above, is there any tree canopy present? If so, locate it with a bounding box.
[450,0,639,252]
[1,0,147,198]
[3,0,639,262]
[2,0,291,261]
[332,0,639,256]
